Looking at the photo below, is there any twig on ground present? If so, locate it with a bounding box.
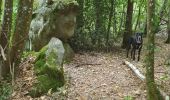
[75,63,101,67]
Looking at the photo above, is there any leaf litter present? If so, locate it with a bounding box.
[11,37,170,100]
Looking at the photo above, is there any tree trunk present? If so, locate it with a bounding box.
[121,0,134,49]
[145,0,163,99]
[143,21,147,37]
[93,0,104,46]
[0,0,13,77]
[134,0,144,31]
[118,5,126,33]
[165,0,170,43]
[106,0,114,50]
[9,0,34,75]
[75,0,84,45]
[0,0,2,18]
[0,0,12,49]
[113,1,117,36]
[76,0,84,29]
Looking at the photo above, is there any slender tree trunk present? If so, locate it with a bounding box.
[93,0,100,45]
[0,0,2,19]
[75,0,84,44]
[112,1,117,42]
[121,0,134,49]
[165,0,170,43]
[94,0,100,45]
[118,5,125,33]
[144,21,147,37]
[135,7,141,31]
[113,1,117,35]
[10,0,34,75]
[0,0,12,50]
[145,0,163,99]
[135,0,144,31]
[0,0,13,77]
[93,0,104,47]
[76,0,84,29]
[106,0,114,50]
[143,4,147,37]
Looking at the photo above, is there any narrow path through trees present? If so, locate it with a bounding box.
[64,52,146,99]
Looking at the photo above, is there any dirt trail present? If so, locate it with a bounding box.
[64,52,146,100]
[64,37,170,100]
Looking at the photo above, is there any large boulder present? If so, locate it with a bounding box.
[27,0,78,51]
[29,37,65,97]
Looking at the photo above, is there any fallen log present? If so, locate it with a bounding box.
[124,61,145,81]
[124,60,169,100]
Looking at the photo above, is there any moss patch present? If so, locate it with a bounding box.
[29,74,64,97]
[30,46,65,97]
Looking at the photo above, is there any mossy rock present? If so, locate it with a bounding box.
[63,43,74,62]
[30,41,65,97]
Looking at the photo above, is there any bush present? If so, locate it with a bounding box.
[0,82,12,100]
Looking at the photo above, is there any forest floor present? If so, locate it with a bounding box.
[11,35,170,100]
[64,36,170,100]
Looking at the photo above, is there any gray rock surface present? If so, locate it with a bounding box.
[27,0,78,51]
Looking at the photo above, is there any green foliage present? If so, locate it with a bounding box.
[34,46,54,75]
[22,51,38,60]
[0,82,12,100]
[46,49,59,70]
[160,74,169,81]
[124,96,134,100]
[72,0,167,51]
[72,0,149,51]
[29,74,64,97]
[154,46,161,52]
[33,0,78,11]
[35,46,47,62]
[34,59,47,74]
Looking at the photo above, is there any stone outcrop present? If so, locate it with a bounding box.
[27,0,78,51]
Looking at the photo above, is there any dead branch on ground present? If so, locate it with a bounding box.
[75,63,101,67]
[124,60,169,99]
